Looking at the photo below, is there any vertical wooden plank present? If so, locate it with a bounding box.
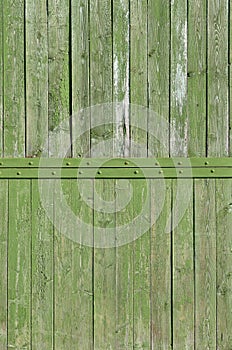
[0,180,8,348]
[187,0,207,157]
[93,179,116,349]
[112,2,133,348]
[130,0,147,157]
[130,2,150,348]
[48,0,70,157]
[31,180,53,349]
[8,180,31,349]
[170,0,188,157]
[115,179,133,349]
[54,179,93,349]
[195,179,216,349]
[172,180,194,349]
[207,0,229,156]
[71,0,90,157]
[132,179,150,349]
[150,179,172,349]
[0,0,3,156]
[112,0,130,157]
[89,0,112,105]
[147,0,170,157]
[3,0,25,157]
[26,0,48,157]
[216,179,232,349]
[89,1,116,349]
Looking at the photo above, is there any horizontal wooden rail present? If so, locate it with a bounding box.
[0,158,232,178]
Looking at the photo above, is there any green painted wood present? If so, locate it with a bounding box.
[26,0,48,157]
[133,180,150,349]
[130,0,147,157]
[216,179,232,349]
[8,180,31,349]
[195,179,216,349]
[230,2,232,157]
[48,0,70,157]
[0,180,8,348]
[150,179,172,349]
[71,0,90,158]
[207,0,229,157]
[3,0,25,157]
[172,179,194,349]
[115,179,133,349]
[93,179,116,349]
[170,0,188,157]
[112,0,130,157]
[31,180,53,349]
[54,179,93,349]
[187,0,207,157]
[0,0,3,157]
[147,0,170,157]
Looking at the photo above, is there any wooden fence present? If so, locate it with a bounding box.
[0,0,231,349]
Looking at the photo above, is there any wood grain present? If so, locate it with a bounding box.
[8,180,31,348]
[195,179,216,349]
[0,180,8,348]
[26,0,48,157]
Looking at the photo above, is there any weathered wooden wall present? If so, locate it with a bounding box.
[0,0,231,158]
[0,1,231,350]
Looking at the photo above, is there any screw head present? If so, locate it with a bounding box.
[134,170,139,174]
[97,170,102,175]
[29,161,33,165]
[124,161,129,165]
[211,169,215,173]
[178,161,182,165]
[66,162,71,166]
[155,162,159,166]
[78,154,82,158]
[205,161,209,165]
[0,162,3,166]
[52,171,56,175]
[17,172,21,176]
[79,170,83,175]
[179,170,183,174]
[159,170,163,174]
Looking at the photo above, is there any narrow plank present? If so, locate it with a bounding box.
[31,180,53,349]
[0,0,3,156]
[150,179,172,349]
[170,0,188,157]
[187,0,207,157]
[54,179,93,349]
[130,0,147,157]
[216,179,232,349]
[3,0,25,157]
[112,0,130,157]
[132,178,150,349]
[26,0,48,157]
[48,0,70,157]
[230,2,232,156]
[94,179,116,349]
[89,2,116,349]
[113,2,133,348]
[8,180,31,349]
[172,179,194,349]
[207,0,229,156]
[195,179,216,349]
[147,0,170,157]
[0,180,8,348]
[71,0,90,157]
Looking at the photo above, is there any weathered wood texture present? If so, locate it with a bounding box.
[1,1,232,349]
[0,0,230,157]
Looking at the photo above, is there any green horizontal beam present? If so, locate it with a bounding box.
[0,157,232,168]
[0,167,231,179]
